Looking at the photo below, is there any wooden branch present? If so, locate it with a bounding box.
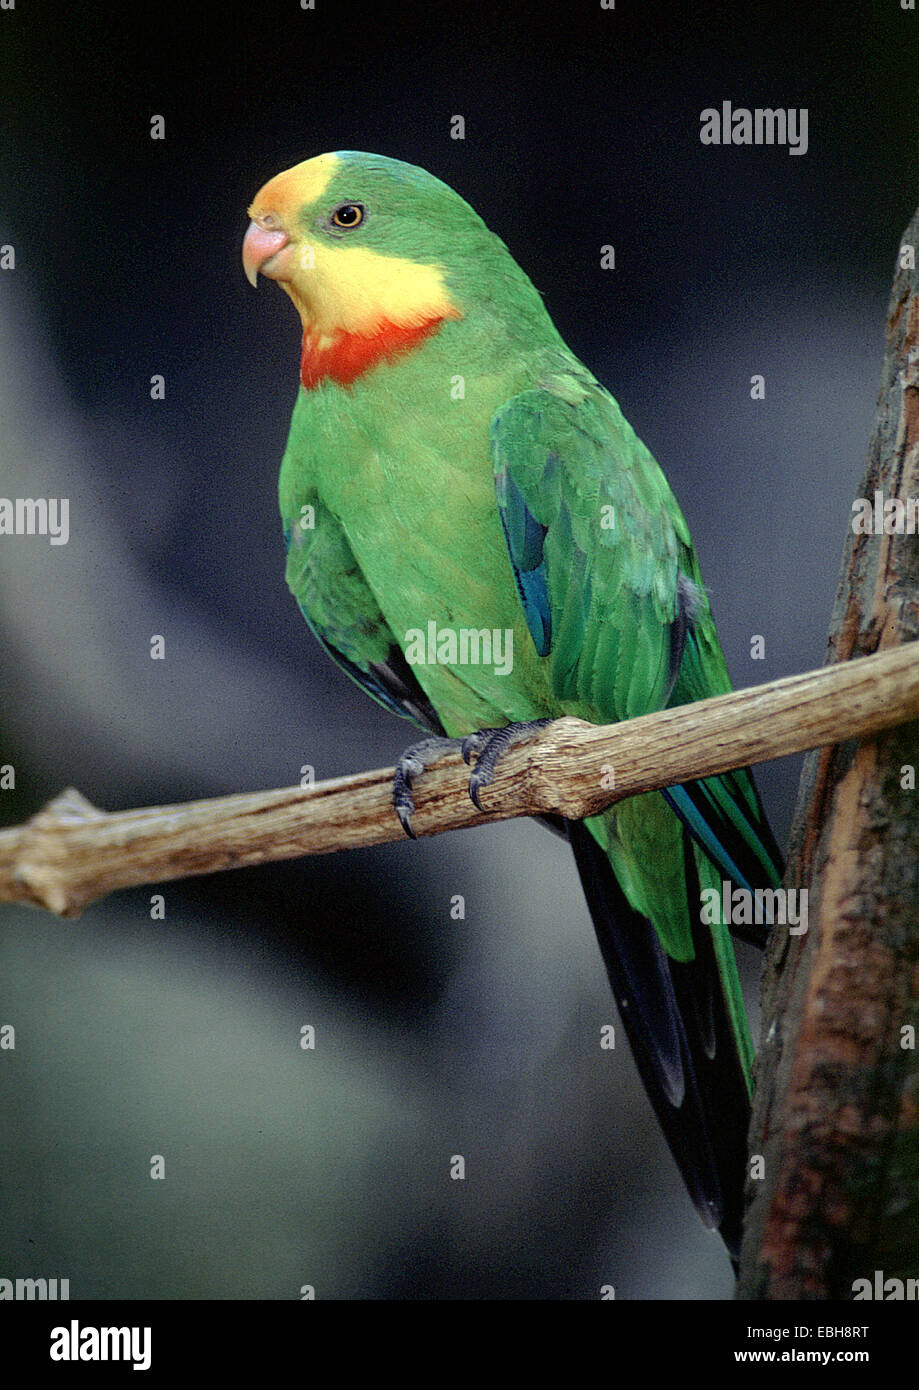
[2,642,918,919]
[738,206,919,1298]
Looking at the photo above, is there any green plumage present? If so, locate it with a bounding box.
[255,151,783,1251]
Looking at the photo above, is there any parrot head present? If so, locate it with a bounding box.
[243,150,547,387]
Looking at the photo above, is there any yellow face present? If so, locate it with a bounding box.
[243,153,460,338]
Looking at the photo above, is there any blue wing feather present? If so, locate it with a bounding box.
[494,463,552,656]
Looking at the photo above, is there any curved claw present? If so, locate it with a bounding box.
[461,729,494,766]
[393,758,422,839]
[392,736,465,838]
[393,723,552,831]
[463,719,553,812]
[468,772,488,813]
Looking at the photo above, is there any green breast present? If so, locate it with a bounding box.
[279,322,557,731]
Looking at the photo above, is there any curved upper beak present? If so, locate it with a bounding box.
[242,220,292,287]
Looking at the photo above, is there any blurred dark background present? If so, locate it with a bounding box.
[1,0,916,1299]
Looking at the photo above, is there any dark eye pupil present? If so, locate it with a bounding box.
[334,204,361,226]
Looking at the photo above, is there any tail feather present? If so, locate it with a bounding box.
[663,772,784,949]
[567,817,750,1259]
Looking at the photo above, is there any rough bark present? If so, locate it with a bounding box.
[738,210,919,1299]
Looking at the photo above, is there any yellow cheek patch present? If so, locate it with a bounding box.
[290,241,461,336]
[248,151,461,336]
[247,152,339,224]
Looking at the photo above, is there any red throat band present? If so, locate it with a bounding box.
[299,315,451,389]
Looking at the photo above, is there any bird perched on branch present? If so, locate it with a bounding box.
[243,150,783,1261]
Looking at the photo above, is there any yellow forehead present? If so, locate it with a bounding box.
[248,153,339,221]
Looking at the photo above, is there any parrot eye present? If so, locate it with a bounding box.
[330,203,365,229]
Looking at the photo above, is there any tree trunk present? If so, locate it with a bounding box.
[738,209,919,1299]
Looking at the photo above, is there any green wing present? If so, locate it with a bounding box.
[490,371,782,1043]
[491,375,705,956]
[283,494,442,731]
[492,372,693,726]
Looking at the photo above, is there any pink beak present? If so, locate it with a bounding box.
[242,221,291,287]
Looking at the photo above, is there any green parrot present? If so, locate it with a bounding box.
[242,150,783,1260]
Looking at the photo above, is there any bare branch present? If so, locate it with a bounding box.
[1,643,918,919]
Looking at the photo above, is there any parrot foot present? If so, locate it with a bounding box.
[394,720,553,835]
[461,719,553,811]
[393,736,466,839]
